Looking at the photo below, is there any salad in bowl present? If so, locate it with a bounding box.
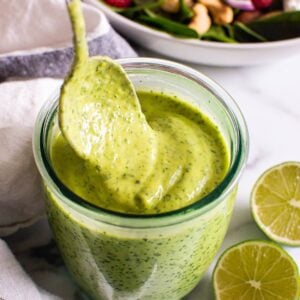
[86,0,300,65]
[100,0,300,43]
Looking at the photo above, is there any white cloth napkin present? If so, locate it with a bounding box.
[0,75,64,299]
[0,240,59,300]
[0,0,136,78]
[0,78,61,237]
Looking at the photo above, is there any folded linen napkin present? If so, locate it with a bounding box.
[0,239,60,300]
[0,0,136,79]
[0,78,61,237]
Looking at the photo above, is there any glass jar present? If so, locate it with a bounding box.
[33,58,248,300]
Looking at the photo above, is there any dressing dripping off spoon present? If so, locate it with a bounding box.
[60,0,157,210]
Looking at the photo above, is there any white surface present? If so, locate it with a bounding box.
[86,0,300,67]
[3,54,300,299]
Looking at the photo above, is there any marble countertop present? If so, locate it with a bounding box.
[5,52,300,299]
[186,54,300,299]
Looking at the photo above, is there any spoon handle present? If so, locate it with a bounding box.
[66,0,89,64]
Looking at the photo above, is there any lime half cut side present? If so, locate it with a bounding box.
[251,162,300,246]
[213,240,300,300]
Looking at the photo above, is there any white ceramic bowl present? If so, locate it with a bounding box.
[86,0,300,66]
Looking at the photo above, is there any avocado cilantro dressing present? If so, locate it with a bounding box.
[52,89,229,214]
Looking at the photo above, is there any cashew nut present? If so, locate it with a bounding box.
[188,3,211,35]
[161,0,193,13]
[199,0,234,25]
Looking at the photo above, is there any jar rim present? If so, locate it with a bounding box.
[33,57,249,225]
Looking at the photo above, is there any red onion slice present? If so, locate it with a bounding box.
[226,0,255,10]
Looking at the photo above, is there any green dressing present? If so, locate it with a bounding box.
[52,90,229,214]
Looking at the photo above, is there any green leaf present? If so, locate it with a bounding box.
[248,11,300,41]
[178,0,194,22]
[202,25,237,43]
[119,1,162,18]
[224,24,235,40]
[144,8,156,17]
[233,22,267,42]
[137,14,199,37]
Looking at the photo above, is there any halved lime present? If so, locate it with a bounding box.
[213,240,299,300]
[251,162,300,246]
